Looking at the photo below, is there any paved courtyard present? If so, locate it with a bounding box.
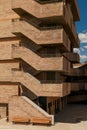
[0,104,87,130]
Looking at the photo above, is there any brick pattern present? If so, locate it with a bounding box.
[0,104,7,118]
[0,85,19,103]
[12,71,70,97]
[0,0,19,20]
[0,0,80,122]
[12,0,64,18]
[13,21,69,45]
[12,0,79,47]
[9,96,46,121]
[12,46,70,71]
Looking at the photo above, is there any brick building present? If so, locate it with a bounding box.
[68,63,87,103]
[0,0,80,124]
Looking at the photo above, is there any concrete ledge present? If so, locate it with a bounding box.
[31,117,51,125]
[12,117,30,124]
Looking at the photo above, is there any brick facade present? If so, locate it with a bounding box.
[0,0,80,125]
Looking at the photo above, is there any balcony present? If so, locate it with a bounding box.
[69,69,80,76]
[70,68,87,76]
[64,53,80,63]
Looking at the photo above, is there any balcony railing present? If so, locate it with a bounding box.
[70,69,80,76]
[63,53,80,63]
[71,83,85,92]
[70,68,87,76]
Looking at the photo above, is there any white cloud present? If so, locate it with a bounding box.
[78,32,87,43]
[74,48,80,54]
[80,55,87,62]
[74,46,87,62]
[74,30,87,62]
[82,30,87,33]
[83,46,87,49]
[80,47,85,52]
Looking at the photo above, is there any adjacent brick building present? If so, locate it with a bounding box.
[68,63,87,103]
[0,0,80,124]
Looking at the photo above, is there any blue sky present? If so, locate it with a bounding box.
[75,0,87,63]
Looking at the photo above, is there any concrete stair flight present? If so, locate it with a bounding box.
[12,0,64,18]
[12,45,68,71]
[9,95,54,124]
[12,0,79,48]
[12,71,70,97]
[12,20,70,51]
[0,71,71,97]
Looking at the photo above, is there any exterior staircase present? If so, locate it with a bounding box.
[12,19,70,52]
[12,45,70,72]
[12,0,79,47]
[12,0,64,18]
[9,96,54,124]
[12,71,70,97]
[0,71,70,97]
